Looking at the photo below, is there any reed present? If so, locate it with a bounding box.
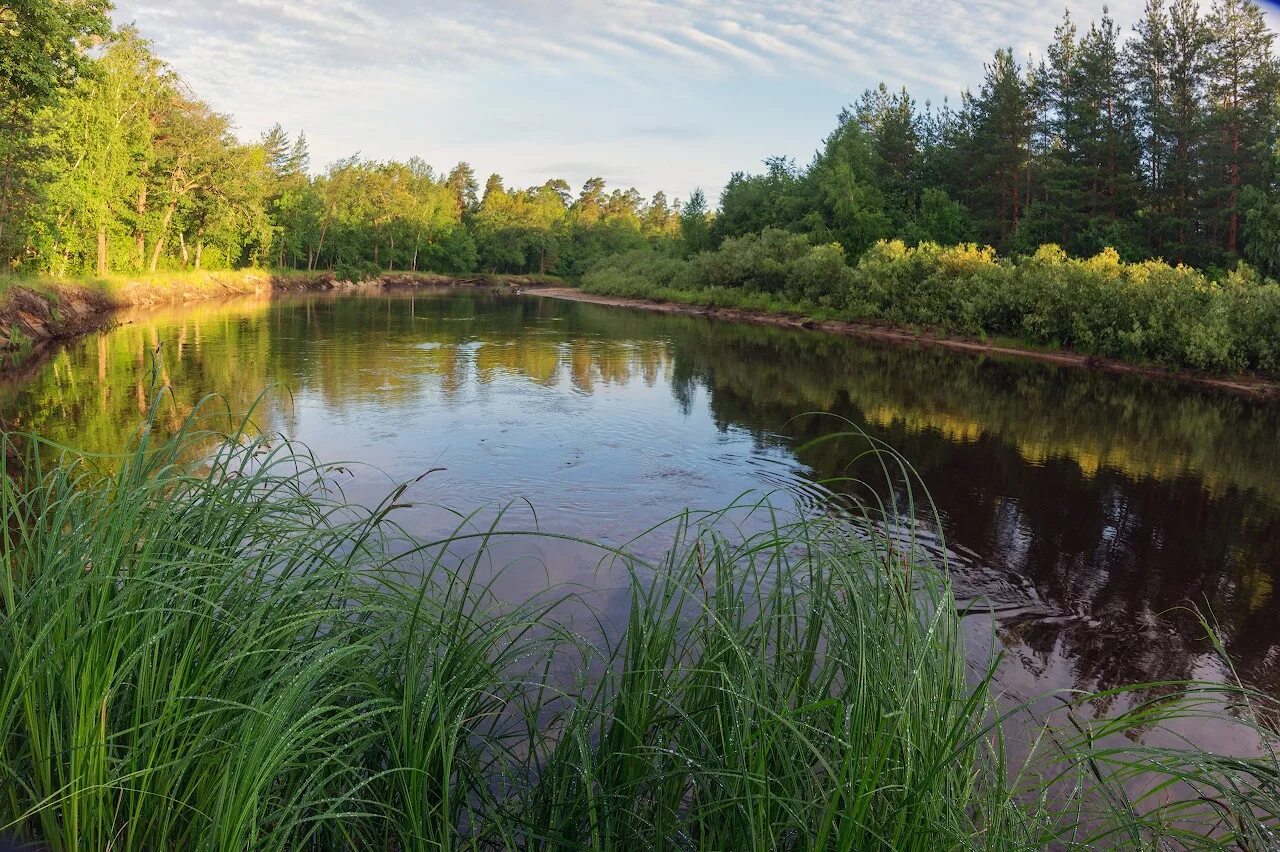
[0,403,1276,849]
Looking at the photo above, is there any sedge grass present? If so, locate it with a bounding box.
[0,401,1277,850]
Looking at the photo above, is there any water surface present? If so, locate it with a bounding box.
[5,289,1278,714]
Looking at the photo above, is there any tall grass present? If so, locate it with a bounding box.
[1,401,1277,849]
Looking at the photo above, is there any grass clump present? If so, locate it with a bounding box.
[1,403,1277,849]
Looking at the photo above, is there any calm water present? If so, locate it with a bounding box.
[5,289,1279,712]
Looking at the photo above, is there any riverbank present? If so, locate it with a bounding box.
[0,270,560,367]
[536,286,1280,400]
[2,412,1277,849]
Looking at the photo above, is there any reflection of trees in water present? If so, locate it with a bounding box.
[3,291,1278,700]
[653,314,1280,699]
[0,292,674,461]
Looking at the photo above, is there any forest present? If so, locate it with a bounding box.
[0,10,678,282]
[3,0,1280,375]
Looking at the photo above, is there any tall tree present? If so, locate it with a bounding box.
[808,116,891,255]
[147,94,237,271]
[445,162,477,216]
[1077,13,1142,231]
[854,84,923,231]
[1204,0,1279,256]
[0,0,110,269]
[1165,0,1212,262]
[961,48,1036,245]
[679,189,712,256]
[34,28,166,276]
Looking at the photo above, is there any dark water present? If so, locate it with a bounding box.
[5,289,1279,717]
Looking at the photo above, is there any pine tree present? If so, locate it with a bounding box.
[1127,0,1175,254]
[961,49,1036,246]
[1165,0,1212,262]
[285,132,310,176]
[1028,11,1087,249]
[1204,0,1279,257]
[445,162,478,216]
[261,124,290,175]
[679,189,711,256]
[1076,12,1143,254]
[853,84,922,231]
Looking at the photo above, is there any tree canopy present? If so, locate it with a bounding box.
[3,1,1279,281]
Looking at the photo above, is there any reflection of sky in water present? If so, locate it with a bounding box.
[4,289,1280,726]
[289,343,809,553]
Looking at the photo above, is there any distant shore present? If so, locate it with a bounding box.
[0,271,558,372]
[533,286,1280,401]
[4,273,1279,401]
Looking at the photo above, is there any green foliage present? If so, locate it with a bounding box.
[679,188,712,256]
[712,156,812,243]
[682,0,1279,275]
[585,239,1280,377]
[0,0,110,106]
[0,0,111,268]
[807,118,892,255]
[1242,181,1280,278]
[0,24,669,281]
[3,0,1280,372]
[905,188,977,245]
[693,228,812,293]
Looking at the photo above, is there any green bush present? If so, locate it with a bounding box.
[583,237,1280,378]
[782,242,853,306]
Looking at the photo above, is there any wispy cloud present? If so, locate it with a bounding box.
[112,0,1279,199]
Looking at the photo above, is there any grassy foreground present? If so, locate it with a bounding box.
[1,406,1278,850]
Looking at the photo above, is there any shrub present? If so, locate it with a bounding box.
[782,243,851,306]
[580,236,1280,377]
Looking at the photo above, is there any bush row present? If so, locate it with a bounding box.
[582,232,1280,376]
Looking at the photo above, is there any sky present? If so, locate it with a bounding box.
[112,0,1280,204]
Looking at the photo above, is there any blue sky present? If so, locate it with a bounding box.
[112,0,1280,204]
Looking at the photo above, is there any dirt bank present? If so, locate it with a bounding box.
[533,287,1280,401]
[0,285,117,362]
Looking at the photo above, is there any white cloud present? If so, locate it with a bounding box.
[111,0,1280,200]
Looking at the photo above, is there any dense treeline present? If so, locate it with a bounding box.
[701,0,1280,276]
[0,11,677,280]
[5,0,1280,343]
[583,0,1280,377]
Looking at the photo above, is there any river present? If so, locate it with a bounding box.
[4,288,1277,728]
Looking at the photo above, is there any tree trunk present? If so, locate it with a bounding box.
[97,225,108,276]
[195,240,203,270]
[135,183,148,269]
[149,200,178,273]
[1228,77,1241,254]
[311,220,328,271]
[179,231,189,267]
[0,146,12,261]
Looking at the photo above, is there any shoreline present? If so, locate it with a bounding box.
[5,273,1279,401]
[0,271,552,374]
[532,286,1280,401]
